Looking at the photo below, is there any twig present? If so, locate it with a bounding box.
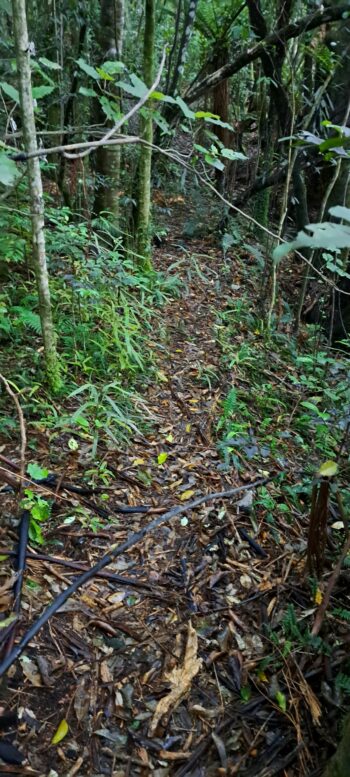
[311,528,350,637]
[0,374,26,489]
[0,477,271,677]
[0,547,163,591]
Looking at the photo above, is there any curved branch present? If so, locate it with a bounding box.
[184,3,350,103]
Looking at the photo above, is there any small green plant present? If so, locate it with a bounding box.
[22,489,51,544]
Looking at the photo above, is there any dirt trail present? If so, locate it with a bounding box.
[0,231,320,776]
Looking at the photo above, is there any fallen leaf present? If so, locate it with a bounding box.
[51,718,69,744]
[180,489,195,501]
[149,622,202,735]
[20,656,42,687]
[157,452,168,465]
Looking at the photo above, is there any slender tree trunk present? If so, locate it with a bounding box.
[135,0,155,269]
[12,0,62,392]
[93,0,125,222]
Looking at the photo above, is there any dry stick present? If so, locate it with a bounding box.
[311,527,350,637]
[0,477,270,677]
[0,374,26,490]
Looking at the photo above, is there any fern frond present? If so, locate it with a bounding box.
[13,306,41,334]
[336,673,350,694]
[332,608,350,622]
[222,387,237,419]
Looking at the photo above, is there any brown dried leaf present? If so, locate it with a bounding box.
[19,657,42,687]
[74,678,90,722]
[149,622,202,735]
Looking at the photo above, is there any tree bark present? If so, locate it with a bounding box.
[93,0,125,222]
[135,0,155,268]
[12,0,62,393]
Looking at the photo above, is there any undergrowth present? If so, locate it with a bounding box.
[0,201,181,455]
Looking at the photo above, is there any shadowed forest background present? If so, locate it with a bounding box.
[0,0,350,775]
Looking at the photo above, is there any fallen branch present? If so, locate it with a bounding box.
[0,547,165,592]
[0,477,271,677]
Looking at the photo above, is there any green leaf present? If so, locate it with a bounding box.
[32,85,55,99]
[0,81,19,102]
[29,520,43,544]
[300,400,320,413]
[150,90,176,104]
[96,67,114,81]
[157,452,168,465]
[0,613,16,629]
[221,148,247,161]
[39,56,61,70]
[273,217,350,261]
[27,462,49,480]
[116,73,148,99]
[194,110,219,119]
[204,117,235,131]
[99,96,121,122]
[76,57,100,80]
[0,152,20,186]
[100,60,125,75]
[79,86,97,97]
[329,205,350,223]
[275,691,287,712]
[240,686,251,701]
[175,96,195,120]
[31,499,51,522]
[318,460,338,478]
[51,719,69,745]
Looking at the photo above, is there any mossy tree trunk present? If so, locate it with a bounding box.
[12,0,62,393]
[135,0,155,270]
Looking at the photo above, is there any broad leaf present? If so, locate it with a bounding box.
[27,462,49,480]
[96,67,114,81]
[101,60,126,75]
[76,57,100,80]
[175,96,195,120]
[0,81,19,102]
[39,56,61,70]
[32,85,55,99]
[0,152,20,186]
[79,86,97,97]
[329,206,350,222]
[221,148,247,161]
[274,219,350,261]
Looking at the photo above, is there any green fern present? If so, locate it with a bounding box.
[222,387,237,419]
[12,306,41,334]
[332,608,350,622]
[282,604,303,641]
[336,673,350,694]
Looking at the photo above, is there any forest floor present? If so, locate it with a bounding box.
[0,201,349,777]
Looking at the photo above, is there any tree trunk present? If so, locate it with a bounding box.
[135,0,155,269]
[12,0,62,393]
[93,0,125,223]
